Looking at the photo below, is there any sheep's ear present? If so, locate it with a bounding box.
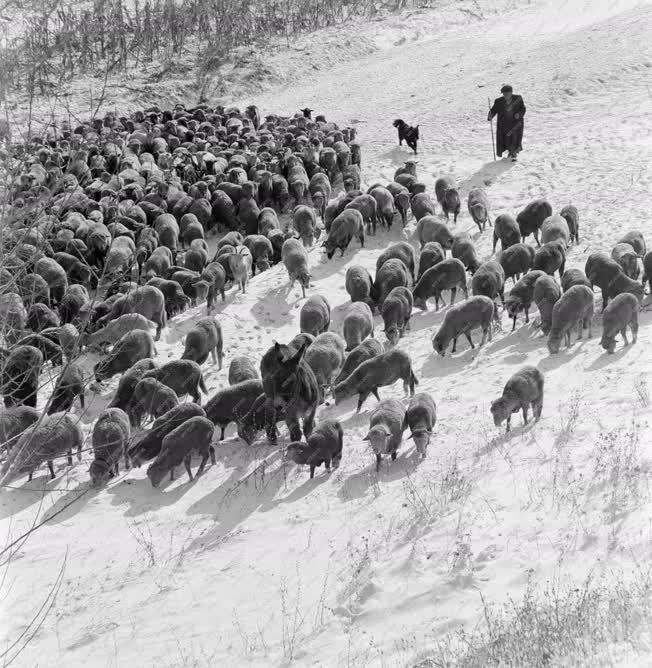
[362,434,370,441]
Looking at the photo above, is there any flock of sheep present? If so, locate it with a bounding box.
[0,101,650,489]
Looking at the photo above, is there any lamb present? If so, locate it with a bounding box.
[342,303,374,352]
[100,284,167,339]
[504,270,546,330]
[611,243,640,280]
[600,293,639,354]
[618,231,645,257]
[333,348,417,412]
[451,233,480,274]
[415,216,454,251]
[128,377,178,427]
[147,416,216,487]
[282,238,311,297]
[47,363,85,414]
[89,408,131,485]
[561,269,591,292]
[643,252,652,293]
[182,316,223,367]
[376,242,416,283]
[228,356,259,385]
[204,378,264,440]
[27,303,60,332]
[272,174,290,212]
[322,209,365,259]
[304,332,346,391]
[374,258,409,307]
[412,258,468,311]
[403,393,436,458]
[490,366,544,433]
[533,240,566,279]
[417,242,445,281]
[333,339,384,386]
[342,164,362,192]
[559,205,579,243]
[345,194,378,235]
[368,185,395,230]
[364,399,406,472]
[107,358,157,411]
[605,271,644,305]
[86,313,157,352]
[432,295,494,355]
[93,330,156,382]
[200,262,227,311]
[258,207,281,237]
[471,260,505,306]
[292,205,319,247]
[541,215,570,246]
[516,199,552,246]
[345,265,377,308]
[532,275,562,335]
[492,214,521,253]
[300,295,331,337]
[143,360,207,403]
[286,419,343,479]
[434,176,461,222]
[243,235,274,274]
[0,405,39,456]
[547,285,594,354]
[381,286,413,346]
[0,412,82,484]
[217,231,243,253]
[228,247,252,293]
[585,253,622,310]
[1,345,43,408]
[467,188,491,232]
[498,243,535,284]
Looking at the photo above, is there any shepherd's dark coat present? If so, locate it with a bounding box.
[489,95,526,156]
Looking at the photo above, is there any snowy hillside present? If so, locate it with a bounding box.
[2,0,652,666]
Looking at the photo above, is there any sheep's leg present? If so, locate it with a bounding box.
[286,416,302,442]
[67,449,73,466]
[534,231,540,247]
[511,316,517,332]
[601,290,609,312]
[480,328,488,346]
[586,317,592,339]
[217,349,223,369]
[169,466,175,481]
[565,330,572,348]
[219,426,225,440]
[309,465,315,479]
[524,306,530,323]
[356,392,370,412]
[303,408,316,438]
[522,404,529,425]
[184,456,194,481]
[621,328,629,345]
[533,399,543,420]
[505,415,511,433]
[371,388,381,402]
[78,392,85,409]
[577,320,583,340]
[452,337,458,353]
[450,287,457,307]
[375,453,382,472]
[301,284,306,298]
[48,461,56,479]
[465,332,475,349]
[196,452,209,476]
[391,450,397,461]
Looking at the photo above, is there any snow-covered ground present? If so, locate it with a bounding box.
[2,0,652,665]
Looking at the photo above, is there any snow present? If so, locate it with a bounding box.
[2,0,652,665]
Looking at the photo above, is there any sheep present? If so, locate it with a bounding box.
[204,379,264,440]
[27,303,60,332]
[643,252,652,293]
[363,399,406,472]
[333,348,417,412]
[182,316,223,367]
[143,246,173,279]
[281,238,311,297]
[452,233,480,274]
[33,257,68,304]
[345,194,378,234]
[181,219,205,249]
[490,366,544,433]
[1,345,43,408]
[434,176,461,222]
[128,377,178,428]
[145,277,189,318]
[286,419,343,479]
[342,302,374,352]
[258,207,281,237]
[412,258,468,311]
[410,193,436,222]
[143,360,207,403]
[107,358,156,411]
[417,242,445,281]
[100,284,167,340]
[559,205,579,243]
[585,253,622,310]
[431,295,494,355]
[605,271,645,305]
[386,183,410,227]
[533,240,566,280]
[153,213,179,256]
[611,243,640,280]
[147,416,216,487]
[467,188,491,232]
[540,215,570,247]
[504,270,546,330]
[300,295,331,337]
[374,258,409,307]
[89,408,131,485]
[52,252,92,285]
[47,363,85,414]
[415,215,454,251]
[471,260,505,306]
[272,174,290,211]
[200,262,227,310]
[100,236,137,290]
[0,412,82,484]
[561,269,591,292]
[618,231,646,257]
[547,285,594,354]
[532,275,562,335]
[128,403,206,468]
[492,214,520,253]
[243,234,274,274]
[324,194,348,232]
[86,313,157,352]
[13,333,63,366]
[228,356,259,385]
[322,209,365,259]
[333,339,384,387]
[228,247,252,293]
[498,243,535,284]
[0,293,26,345]
[403,393,436,458]
[345,265,377,308]
[304,332,346,391]
[376,242,416,283]
[308,173,331,221]
[293,205,319,247]
[93,330,156,382]
[59,284,89,325]
[183,246,208,273]
[18,273,50,307]
[368,185,395,230]
[381,286,413,346]
[516,199,552,246]
[0,405,39,456]
[600,293,639,354]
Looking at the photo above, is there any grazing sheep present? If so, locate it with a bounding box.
[472,260,505,305]
[381,286,413,346]
[27,303,59,332]
[333,348,417,411]
[434,176,461,222]
[90,408,131,485]
[87,313,156,352]
[541,215,570,246]
[309,173,331,221]
[293,205,319,247]
[228,247,252,293]
[18,273,50,307]
[100,284,167,340]
[490,366,544,433]
[243,235,274,274]
[369,185,395,230]
[47,363,85,414]
[147,416,216,487]
[561,269,592,292]
[145,277,189,318]
[59,284,89,325]
[228,356,259,385]
[492,214,521,253]
[300,295,331,337]
[143,246,173,279]
[1,345,43,408]
[342,303,374,352]
[585,253,622,310]
[516,199,552,246]
[386,183,410,227]
[374,258,409,307]
[93,330,156,382]
[559,205,579,243]
[272,174,290,212]
[14,333,62,366]
[415,215,454,251]
[107,358,156,411]
[410,193,436,222]
[333,338,384,387]
[498,243,535,284]
[127,378,178,427]
[600,293,639,353]
[452,233,480,274]
[504,270,546,330]
[432,296,495,355]
[345,265,377,308]
[643,251,652,293]
[204,379,264,440]
[547,285,594,354]
[143,359,207,403]
[345,194,377,235]
[183,246,208,273]
[532,275,562,335]
[467,188,491,232]
[0,405,39,456]
[258,207,281,237]
[286,419,343,478]
[0,412,82,484]
[322,209,365,259]
[403,393,436,458]
[533,240,566,280]
[606,271,645,305]
[235,392,286,445]
[324,194,348,232]
[153,213,180,256]
[412,258,468,311]
[304,332,346,391]
[33,257,68,304]
[182,316,223,367]
[376,242,416,283]
[417,242,445,281]
[618,231,646,257]
[281,238,311,297]
[200,262,227,310]
[611,243,640,280]
[364,399,406,472]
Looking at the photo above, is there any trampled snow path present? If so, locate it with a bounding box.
[1,0,652,666]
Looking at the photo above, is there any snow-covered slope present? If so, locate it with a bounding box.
[2,0,652,665]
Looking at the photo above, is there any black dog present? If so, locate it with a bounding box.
[393,119,419,154]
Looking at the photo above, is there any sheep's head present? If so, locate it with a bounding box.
[600,333,617,354]
[547,333,562,355]
[413,296,428,312]
[89,458,113,487]
[409,429,431,457]
[285,441,310,466]
[490,397,510,427]
[384,325,400,346]
[432,331,448,356]
[146,461,167,488]
[363,424,391,454]
[505,296,523,319]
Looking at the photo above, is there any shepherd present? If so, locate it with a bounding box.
[487,84,526,162]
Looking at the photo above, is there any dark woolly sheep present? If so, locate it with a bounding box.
[498,243,535,284]
[303,332,346,392]
[59,284,90,325]
[128,377,178,428]
[13,333,63,366]
[605,271,644,305]
[417,242,445,281]
[611,243,640,280]
[374,258,409,307]
[432,296,494,355]
[143,246,173,279]
[27,303,60,331]
[183,246,208,273]
[143,359,207,403]
[300,295,331,337]
[243,234,274,274]
[364,399,406,472]
[90,408,131,486]
[533,240,566,279]
[272,174,290,212]
[434,176,461,222]
[204,379,264,440]
[145,277,190,318]
[0,293,27,345]
[386,183,410,227]
[345,265,377,308]
[52,252,93,285]
[618,231,646,257]
[345,194,378,235]
[200,262,227,310]
[235,392,286,445]
[467,188,491,232]
[18,273,50,307]
[182,316,223,367]
[309,173,331,221]
[292,205,319,247]
[93,330,156,382]
[228,356,259,385]
[368,185,395,230]
[403,393,436,458]
[492,214,520,253]
[541,215,570,246]
[107,358,157,411]
[281,238,311,297]
[547,285,594,354]
[0,405,39,456]
[559,205,579,243]
[33,257,68,304]
[322,209,365,259]
[490,366,544,433]
[410,193,436,222]
[412,258,468,311]
[600,293,639,354]
[504,270,546,330]
[452,232,480,274]
[381,286,413,346]
[324,194,348,232]
[532,275,561,335]
[101,284,167,339]
[86,313,156,352]
[585,253,622,311]
[561,269,591,293]
[153,213,180,256]
[415,215,453,251]
[342,303,374,352]
[376,242,415,283]
[216,231,244,253]
[516,199,552,246]
[258,207,281,238]
[286,419,343,479]
[471,260,505,306]
[47,363,85,414]
[333,339,384,386]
